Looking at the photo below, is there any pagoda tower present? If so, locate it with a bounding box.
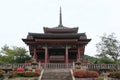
[22,8,91,65]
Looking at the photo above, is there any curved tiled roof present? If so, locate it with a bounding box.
[44,27,78,33]
[28,32,86,39]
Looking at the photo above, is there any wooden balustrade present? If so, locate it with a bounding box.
[87,64,119,70]
[0,63,119,70]
[41,63,73,69]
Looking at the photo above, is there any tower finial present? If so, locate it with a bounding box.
[59,7,63,27]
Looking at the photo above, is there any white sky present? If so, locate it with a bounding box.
[0,0,120,56]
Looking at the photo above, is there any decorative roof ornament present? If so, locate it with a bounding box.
[43,7,79,33]
[59,7,63,27]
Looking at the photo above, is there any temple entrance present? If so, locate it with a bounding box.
[48,49,65,63]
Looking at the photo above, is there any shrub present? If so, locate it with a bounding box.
[0,70,5,77]
[73,69,99,78]
[17,71,25,77]
[108,72,120,79]
[24,70,40,77]
[17,67,24,72]
[34,69,40,76]
[9,71,18,78]
[86,71,99,78]
[74,70,86,78]
[24,71,34,77]
[9,69,40,78]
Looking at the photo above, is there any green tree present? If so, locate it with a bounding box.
[82,55,97,64]
[96,33,120,63]
[0,45,31,64]
[97,57,115,64]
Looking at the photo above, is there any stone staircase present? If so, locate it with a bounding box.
[41,69,73,80]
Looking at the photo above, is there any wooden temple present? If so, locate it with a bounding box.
[22,8,91,65]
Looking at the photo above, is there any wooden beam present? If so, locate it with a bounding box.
[35,39,77,42]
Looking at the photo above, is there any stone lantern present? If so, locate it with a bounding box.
[31,60,38,72]
[3,64,12,79]
[74,59,82,69]
[5,64,12,73]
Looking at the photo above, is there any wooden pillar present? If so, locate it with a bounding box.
[44,47,48,68]
[77,48,80,60]
[33,48,37,61]
[66,47,68,68]
[64,53,66,63]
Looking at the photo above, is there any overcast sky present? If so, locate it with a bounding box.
[0,0,120,56]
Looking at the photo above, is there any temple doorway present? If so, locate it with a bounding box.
[48,49,65,63]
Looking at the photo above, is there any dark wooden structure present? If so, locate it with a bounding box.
[22,8,91,65]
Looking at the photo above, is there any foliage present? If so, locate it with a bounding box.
[9,69,40,78]
[74,70,86,78]
[0,45,32,63]
[82,55,97,64]
[0,70,5,77]
[80,54,114,64]
[73,69,99,78]
[96,33,120,63]
[34,70,40,76]
[24,71,35,77]
[97,57,115,64]
[17,67,24,72]
[86,71,99,78]
[9,71,18,78]
[0,56,10,64]
[17,71,25,77]
[108,71,120,79]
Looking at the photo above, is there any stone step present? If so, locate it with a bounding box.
[41,69,72,80]
[42,73,71,77]
[43,69,70,72]
[41,79,65,80]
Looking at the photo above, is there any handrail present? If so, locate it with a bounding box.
[70,69,75,80]
[39,69,44,80]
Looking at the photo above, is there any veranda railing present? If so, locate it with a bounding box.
[0,63,120,70]
[41,63,73,69]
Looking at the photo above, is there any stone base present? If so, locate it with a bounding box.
[3,74,10,80]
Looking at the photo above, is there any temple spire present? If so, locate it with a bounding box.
[59,7,63,27]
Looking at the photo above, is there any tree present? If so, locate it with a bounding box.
[82,55,97,64]
[0,45,31,64]
[96,33,120,63]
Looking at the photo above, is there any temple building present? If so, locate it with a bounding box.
[22,8,91,65]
